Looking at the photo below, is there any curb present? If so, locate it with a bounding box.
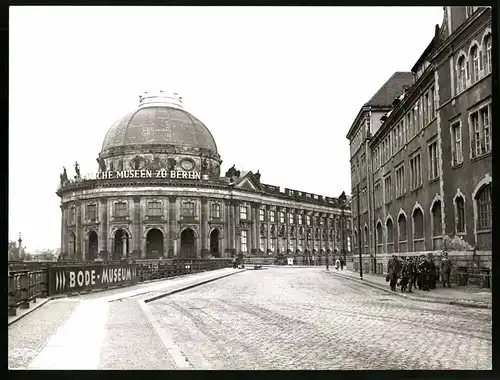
[8,298,51,326]
[144,269,246,303]
[326,270,492,310]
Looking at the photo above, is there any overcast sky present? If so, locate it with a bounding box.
[9,6,443,251]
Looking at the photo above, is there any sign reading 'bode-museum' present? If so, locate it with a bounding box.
[81,170,202,180]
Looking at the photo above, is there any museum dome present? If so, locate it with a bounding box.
[101,91,218,154]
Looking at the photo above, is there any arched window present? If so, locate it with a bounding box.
[455,196,465,233]
[398,214,407,242]
[471,45,481,83]
[376,222,383,245]
[353,230,358,250]
[457,55,468,92]
[476,184,492,230]
[386,218,394,245]
[363,225,368,247]
[483,34,492,74]
[431,201,442,236]
[413,208,424,240]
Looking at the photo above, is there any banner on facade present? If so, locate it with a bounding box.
[48,264,138,295]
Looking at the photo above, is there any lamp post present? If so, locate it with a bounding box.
[18,232,23,261]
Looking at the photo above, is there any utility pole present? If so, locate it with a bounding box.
[357,184,363,279]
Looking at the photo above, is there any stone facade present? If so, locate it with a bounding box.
[57,91,352,261]
[346,7,492,275]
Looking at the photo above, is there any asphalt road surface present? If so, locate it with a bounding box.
[9,267,491,370]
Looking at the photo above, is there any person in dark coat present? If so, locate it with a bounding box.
[403,256,417,293]
[417,256,431,291]
[440,251,453,288]
[399,257,409,291]
[387,255,401,292]
[340,257,345,271]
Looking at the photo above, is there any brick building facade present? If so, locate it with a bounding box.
[346,7,492,279]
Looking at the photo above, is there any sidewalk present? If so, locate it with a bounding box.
[326,268,492,309]
[9,268,246,370]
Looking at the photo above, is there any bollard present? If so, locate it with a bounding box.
[8,273,18,317]
[19,271,30,309]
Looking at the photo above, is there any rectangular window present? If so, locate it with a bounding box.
[147,201,162,216]
[259,238,265,252]
[240,206,248,220]
[86,204,97,221]
[424,93,429,125]
[280,211,285,224]
[413,103,420,132]
[115,202,128,217]
[374,182,381,209]
[407,112,413,139]
[470,104,492,158]
[384,175,392,204]
[211,203,221,219]
[288,212,294,224]
[269,238,275,252]
[182,201,194,216]
[260,209,265,222]
[69,207,75,224]
[409,153,422,190]
[395,165,405,198]
[241,230,248,253]
[451,121,463,165]
[428,140,439,180]
[269,210,275,223]
[298,214,303,225]
[430,86,436,119]
[306,215,311,226]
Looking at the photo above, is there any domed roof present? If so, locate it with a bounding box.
[101,92,218,153]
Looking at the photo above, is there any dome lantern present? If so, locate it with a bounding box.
[138,90,184,110]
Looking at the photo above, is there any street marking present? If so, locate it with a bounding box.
[27,300,109,370]
[139,301,192,369]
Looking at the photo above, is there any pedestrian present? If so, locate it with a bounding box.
[403,256,417,293]
[340,257,345,271]
[428,253,437,289]
[411,256,419,288]
[232,256,237,269]
[335,257,340,270]
[417,255,431,291]
[399,257,409,291]
[440,251,452,288]
[387,254,401,292]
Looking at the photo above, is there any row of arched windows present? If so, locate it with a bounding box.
[456,30,492,94]
[352,183,491,252]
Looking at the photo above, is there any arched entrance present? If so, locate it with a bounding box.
[180,228,196,258]
[146,228,164,258]
[88,231,98,261]
[114,229,129,260]
[209,229,220,257]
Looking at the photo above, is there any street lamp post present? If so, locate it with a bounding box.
[18,233,23,261]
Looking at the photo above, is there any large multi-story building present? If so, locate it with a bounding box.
[346,6,492,280]
[57,91,352,262]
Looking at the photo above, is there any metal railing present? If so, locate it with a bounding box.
[8,266,48,317]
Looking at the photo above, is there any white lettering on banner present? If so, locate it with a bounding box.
[100,267,134,285]
[81,170,201,181]
[66,270,97,289]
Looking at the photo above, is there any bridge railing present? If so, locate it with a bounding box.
[8,267,47,317]
[8,258,233,317]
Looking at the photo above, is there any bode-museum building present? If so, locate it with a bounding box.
[57,92,352,261]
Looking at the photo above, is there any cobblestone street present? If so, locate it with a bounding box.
[9,267,491,370]
[143,268,491,370]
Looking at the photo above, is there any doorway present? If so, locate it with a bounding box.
[180,228,196,258]
[114,229,129,260]
[88,231,98,261]
[146,228,164,258]
[210,229,220,257]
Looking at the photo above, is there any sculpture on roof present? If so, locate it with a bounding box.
[167,157,177,171]
[201,158,209,174]
[60,166,68,185]
[74,162,80,178]
[254,169,261,183]
[96,154,106,172]
[225,164,240,178]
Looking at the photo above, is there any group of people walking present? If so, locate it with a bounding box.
[387,251,453,292]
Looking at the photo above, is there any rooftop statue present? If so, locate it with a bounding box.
[97,154,106,172]
[74,161,80,178]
